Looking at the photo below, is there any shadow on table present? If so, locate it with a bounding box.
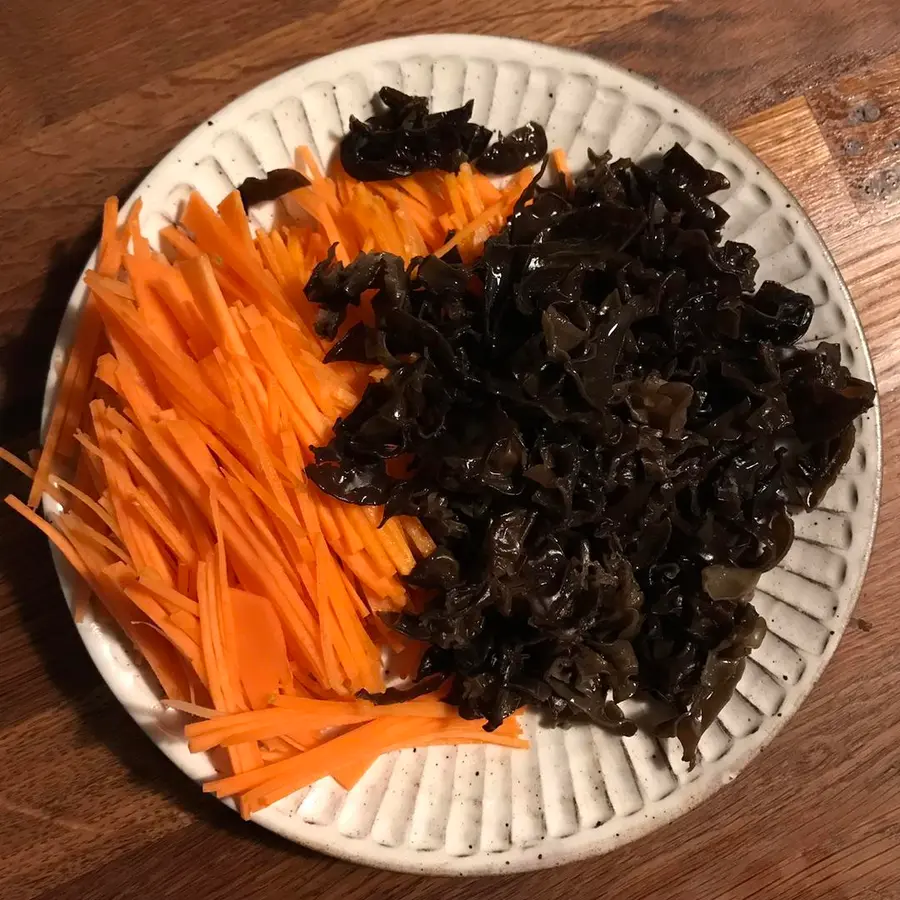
[0,187,314,860]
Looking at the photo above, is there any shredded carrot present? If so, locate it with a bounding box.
[206,715,526,816]
[0,447,37,480]
[296,146,324,181]
[399,516,438,558]
[28,197,122,507]
[230,589,293,708]
[163,699,224,718]
[551,147,575,195]
[138,570,201,615]
[5,495,95,588]
[0,146,542,816]
[218,190,256,256]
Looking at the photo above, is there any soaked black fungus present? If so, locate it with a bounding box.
[339,87,547,181]
[237,168,311,209]
[312,113,875,763]
[477,123,549,175]
[340,87,492,180]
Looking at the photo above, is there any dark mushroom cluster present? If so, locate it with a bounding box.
[340,86,547,181]
[306,107,874,763]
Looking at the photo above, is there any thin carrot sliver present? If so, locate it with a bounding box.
[218,190,256,256]
[5,495,96,587]
[296,146,324,181]
[398,516,437,558]
[60,512,129,564]
[433,196,508,260]
[131,488,196,565]
[551,147,575,194]
[138,570,200,615]
[28,197,121,507]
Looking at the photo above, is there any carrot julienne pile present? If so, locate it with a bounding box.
[2,148,538,818]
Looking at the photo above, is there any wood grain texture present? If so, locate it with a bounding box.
[0,4,898,899]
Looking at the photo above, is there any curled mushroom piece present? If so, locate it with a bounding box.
[237,168,310,209]
[476,122,549,175]
[701,565,762,601]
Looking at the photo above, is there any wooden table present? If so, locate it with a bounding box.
[2,2,899,898]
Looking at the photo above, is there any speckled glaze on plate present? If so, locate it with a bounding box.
[43,34,881,875]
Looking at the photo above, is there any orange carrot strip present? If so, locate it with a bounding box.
[296,146,324,181]
[243,717,526,815]
[399,516,437,557]
[204,718,422,802]
[130,488,196,565]
[96,561,195,702]
[215,493,326,683]
[551,147,575,194]
[457,163,485,219]
[123,583,204,671]
[335,561,370,619]
[170,609,201,642]
[125,255,189,355]
[231,589,293,707]
[179,255,246,358]
[432,196,508,259]
[314,544,347,694]
[315,536,382,693]
[0,447,38,480]
[71,580,93,624]
[160,224,201,260]
[5,496,97,588]
[28,197,121,506]
[368,511,416,575]
[106,428,178,515]
[149,262,218,358]
[396,175,446,216]
[138,569,200,615]
[163,699,224,717]
[59,512,130,564]
[473,171,503,205]
[198,557,229,710]
[181,193,290,319]
[344,505,397,578]
[0,448,70,512]
[218,190,256,256]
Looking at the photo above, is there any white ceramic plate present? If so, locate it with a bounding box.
[44,34,881,874]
